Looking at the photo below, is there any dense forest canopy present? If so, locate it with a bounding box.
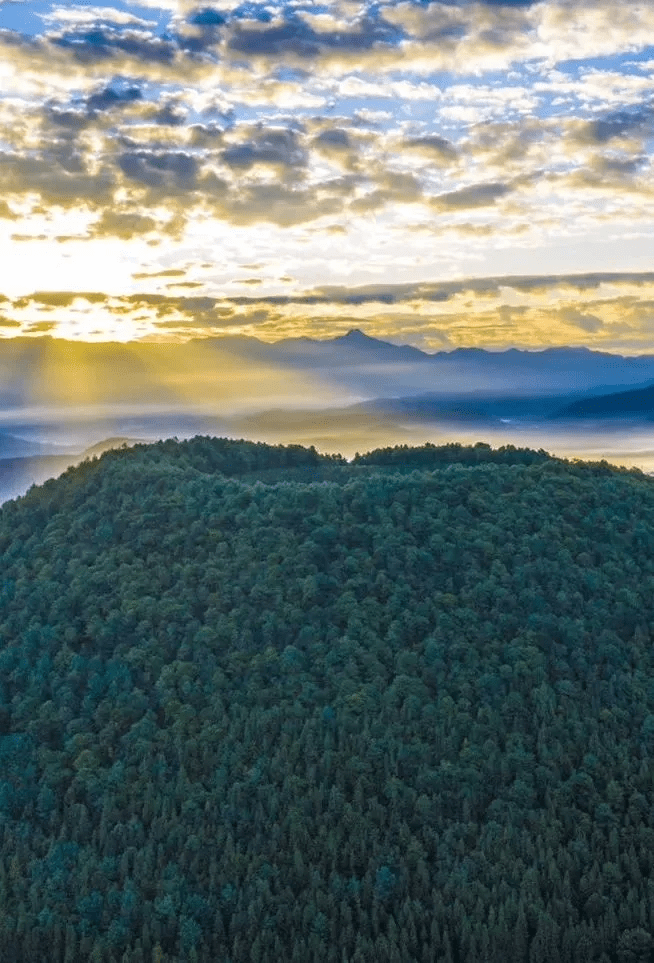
[1,437,654,962]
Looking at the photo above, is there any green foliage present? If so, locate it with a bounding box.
[0,437,653,961]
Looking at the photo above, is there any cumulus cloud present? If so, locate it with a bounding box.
[118,148,198,188]
[574,104,654,146]
[220,127,306,174]
[403,134,458,164]
[227,9,404,62]
[432,181,513,211]
[0,0,653,348]
[0,149,115,209]
[85,82,142,112]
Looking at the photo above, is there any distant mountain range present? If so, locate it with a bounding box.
[2,331,654,501]
[3,331,654,410]
[235,329,654,395]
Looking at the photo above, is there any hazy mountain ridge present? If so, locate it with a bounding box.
[3,333,654,405]
[554,381,654,419]
[2,332,654,502]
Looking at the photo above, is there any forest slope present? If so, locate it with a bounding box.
[0,438,653,962]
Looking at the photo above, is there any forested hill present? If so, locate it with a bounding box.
[1,438,654,963]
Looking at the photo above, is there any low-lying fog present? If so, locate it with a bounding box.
[1,404,652,504]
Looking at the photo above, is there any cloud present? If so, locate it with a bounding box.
[314,127,351,149]
[208,179,354,226]
[1,272,653,349]
[536,67,654,109]
[23,321,57,333]
[574,104,654,146]
[118,149,198,189]
[150,102,188,126]
[0,150,115,209]
[40,6,158,29]
[230,272,654,306]
[403,134,458,164]
[189,8,226,27]
[50,24,178,66]
[0,0,653,319]
[335,76,443,101]
[132,269,187,279]
[432,181,512,211]
[85,82,142,113]
[590,153,648,178]
[89,210,159,238]
[227,9,404,61]
[27,291,87,307]
[220,127,306,173]
[1,0,654,95]
[558,306,604,332]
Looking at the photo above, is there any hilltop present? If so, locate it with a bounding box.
[0,438,653,961]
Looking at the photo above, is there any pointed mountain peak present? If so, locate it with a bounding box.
[339,328,376,343]
[328,328,429,359]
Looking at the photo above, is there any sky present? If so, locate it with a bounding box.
[1,0,654,350]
